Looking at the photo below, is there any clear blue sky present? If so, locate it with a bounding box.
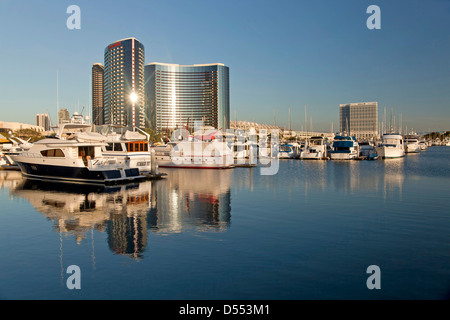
[1,0,449,132]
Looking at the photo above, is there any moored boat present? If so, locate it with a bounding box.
[152,140,235,169]
[358,141,379,160]
[101,127,153,174]
[376,134,405,159]
[330,136,359,160]
[300,136,329,160]
[278,143,300,159]
[11,122,145,184]
[404,135,421,153]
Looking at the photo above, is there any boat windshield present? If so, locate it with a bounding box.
[280,145,292,152]
[333,141,353,149]
[382,139,400,145]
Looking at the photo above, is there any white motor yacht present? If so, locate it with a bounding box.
[11,122,145,184]
[153,139,234,169]
[101,128,153,174]
[404,135,421,153]
[278,143,300,159]
[419,140,428,151]
[330,136,359,160]
[300,136,329,160]
[376,134,405,159]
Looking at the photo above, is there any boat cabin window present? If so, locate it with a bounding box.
[41,149,65,157]
[126,142,148,152]
[333,141,353,150]
[105,143,124,151]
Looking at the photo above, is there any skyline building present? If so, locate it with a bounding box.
[36,113,50,131]
[145,62,230,133]
[58,108,70,124]
[92,63,105,126]
[339,102,378,139]
[103,37,145,128]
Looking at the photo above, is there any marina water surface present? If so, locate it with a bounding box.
[0,147,449,300]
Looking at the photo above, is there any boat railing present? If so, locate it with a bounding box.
[18,152,42,158]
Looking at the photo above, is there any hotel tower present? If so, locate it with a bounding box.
[104,38,145,128]
[145,63,230,132]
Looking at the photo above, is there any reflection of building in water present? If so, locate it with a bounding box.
[149,168,232,234]
[10,169,233,259]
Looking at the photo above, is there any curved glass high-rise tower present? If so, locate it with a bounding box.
[145,63,230,132]
[104,38,145,128]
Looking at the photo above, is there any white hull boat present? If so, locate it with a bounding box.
[301,137,329,160]
[11,122,145,184]
[330,136,359,160]
[376,134,405,159]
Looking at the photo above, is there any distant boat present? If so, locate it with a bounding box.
[376,134,405,159]
[0,136,33,169]
[330,136,359,160]
[11,122,145,184]
[358,141,379,160]
[152,140,235,169]
[278,143,300,159]
[300,136,329,160]
[404,135,421,153]
[419,140,428,151]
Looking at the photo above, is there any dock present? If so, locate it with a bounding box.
[233,163,257,168]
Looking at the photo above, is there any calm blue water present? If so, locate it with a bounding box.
[0,147,449,300]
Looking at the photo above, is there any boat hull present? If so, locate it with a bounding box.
[330,152,357,160]
[15,161,143,184]
[376,146,405,159]
[405,145,421,153]
[155,157,234,169]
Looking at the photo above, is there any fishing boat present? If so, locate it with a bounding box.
[376,134,405,159]
[101,127,153,174]
[330,136,359,160]
[300,136,329,160]
[10,122,145,184]
[404,135,421,153]
[358,141,379,160]
[278,143,300,159]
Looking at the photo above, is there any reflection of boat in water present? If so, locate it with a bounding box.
[11,122,145,184]
[376,134,405,159]
[0,170,23,189]
[152,140,234,169]
[330,136,359,160]
[10,167,233,258]
[11,178,152,259]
